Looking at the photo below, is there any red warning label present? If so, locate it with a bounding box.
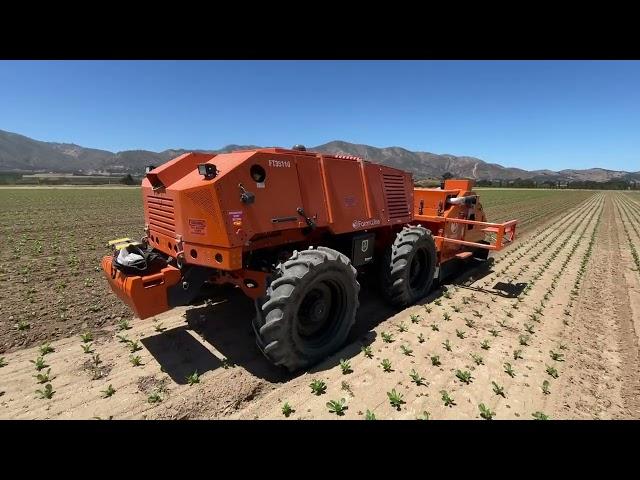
[188,218,207,235]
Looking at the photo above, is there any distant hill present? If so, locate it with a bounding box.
[1,128,638,183]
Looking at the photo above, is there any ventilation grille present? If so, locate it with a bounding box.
[185,189,215,213]
[383,173,410,220]
[147,196,175,236]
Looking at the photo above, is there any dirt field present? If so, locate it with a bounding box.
[1,189,639,419]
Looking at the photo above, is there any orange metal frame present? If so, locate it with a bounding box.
[422,217,517,251]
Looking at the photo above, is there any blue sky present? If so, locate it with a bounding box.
[0,60,639,171]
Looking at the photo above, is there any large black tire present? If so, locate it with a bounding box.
[252,246,360,372]
[381,225,437,308]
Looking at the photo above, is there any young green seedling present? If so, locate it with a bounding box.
[471,353,484,365]
[339,358,352,374]
[440,390,456,407]
[34,368,53,384]
[478,403,495,420]
[431,323,440,332]
[148,391,162,403]
[326,398,347,416]
[442,339,452,352]
[519,335,530,346]
[130,355,142,366]
[434,299,442,306]
[452,305,461,313]
[92,354,102,366]
[430,355,441,366]
[0,357,6,368]
[129,340,142,353]
[81,342,94,354]
[465,318,476,328]
[417,333,425,343]
[443,290,452,299]
[443,312,451,321]
[524,323,535,334]
[489,329,500,337]
[455,369,472,384]
[398,323,408,333]
[186,371,200,385]
[506,311,514,318]
[410,314,421,324]
[365,410,376,420]
[80,332,93,343]
[492,381,505,397]
[424,306,432,314]
[101,384,116,398]
[387,389,405,410]
[504,362,516,378]
[480,340,490,350]
[417,411,431,420]
[472,310,483,318]
[35,383,55,400]
[154,323,166,332]
[381,358,393,372]
[282,402,294,418]
[381,332,394,343]
[532,411,549,420]
[400,345,413,356]
[361,345,373,358]
[542,380,551,395]
[118,319,131,331]
[310,379,327,395]
[116,334,130,343]
[549,350,565,362]
[39,342,54,355]
[546,365,559,378]
[513,349,523,360]
[17,320,30,331]
[497,319,508,328]
[456,329,466,339]
[409,369,426,386]
[31,356,48,371]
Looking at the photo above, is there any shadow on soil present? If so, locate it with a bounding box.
[142,258,499,384]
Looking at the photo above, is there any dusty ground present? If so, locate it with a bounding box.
[1,191,639,419]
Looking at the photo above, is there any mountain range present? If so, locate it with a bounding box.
[1,129,638,183]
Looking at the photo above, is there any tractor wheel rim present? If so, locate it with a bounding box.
[409,249,429,290]
[297,280,346,343]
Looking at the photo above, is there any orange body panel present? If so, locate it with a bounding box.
[140,148,415,270]
[101,256,182,319]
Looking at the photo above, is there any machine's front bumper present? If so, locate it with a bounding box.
[101,256,182,319]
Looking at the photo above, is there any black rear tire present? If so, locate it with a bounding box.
[381,225,437,308]
[252,246,360,372]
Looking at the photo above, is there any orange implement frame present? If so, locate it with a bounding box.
[425,217,518,251]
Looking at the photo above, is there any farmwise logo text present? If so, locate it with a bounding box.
[352,218,381,229]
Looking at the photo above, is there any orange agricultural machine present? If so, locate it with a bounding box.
[102,145,517,370]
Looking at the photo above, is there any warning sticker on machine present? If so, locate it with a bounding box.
[188,218,207,235]
[229,210,243,227]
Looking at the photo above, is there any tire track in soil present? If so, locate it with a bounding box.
[552,193,640,419]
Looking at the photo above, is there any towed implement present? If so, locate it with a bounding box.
[102,145,517,371]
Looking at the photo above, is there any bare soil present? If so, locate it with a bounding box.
[1,191,639,419]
